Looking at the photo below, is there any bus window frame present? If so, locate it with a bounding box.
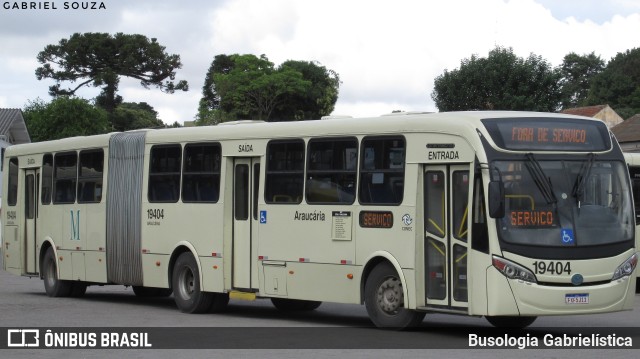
[264,139,305,205]
[305,136,358,205]
[358,135,406,206]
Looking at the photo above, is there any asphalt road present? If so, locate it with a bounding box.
[1,257,639,358]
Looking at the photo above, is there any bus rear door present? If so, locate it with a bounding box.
[24,168,38,274]
[232,157,261,290]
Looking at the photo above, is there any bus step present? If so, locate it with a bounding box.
[229,291,257,301]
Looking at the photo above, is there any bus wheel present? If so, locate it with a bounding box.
[172,252,214,313]
[364,262,425,329]
[133,286,172,298]
[42,247,72,297]
[485,316,537,328]
[271,298,322,311]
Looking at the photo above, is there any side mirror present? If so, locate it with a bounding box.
[488,181,505,218]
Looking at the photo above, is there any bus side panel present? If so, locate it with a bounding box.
[141,254,170,288]
[85,251,107,283]
[3,225,20,274]
[56,249,74,281]
[200,256,224,293]
[283,262,361,304]
[140,203,226,289]
[486,266,519,316]
[467,251,490,316]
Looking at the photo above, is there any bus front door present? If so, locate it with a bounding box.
[24,169,39,274]
[232,157,261,290]
[423,164,470,310]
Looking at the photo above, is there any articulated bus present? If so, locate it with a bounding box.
[2,111,637,329]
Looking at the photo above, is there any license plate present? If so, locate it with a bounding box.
[565,293,589,304]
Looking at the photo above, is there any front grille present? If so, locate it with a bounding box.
[537,280,611,287]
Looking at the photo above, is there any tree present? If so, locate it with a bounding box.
[431,46,562,112]
[211,54,311,121]
[195,54,236,125]
[272,60,340,120]
[111,102,164,131]
[559,52,605,109]
[23,97,109,142]
[35,32,188,119]
[197,54,339,123]
[587,48,640,119]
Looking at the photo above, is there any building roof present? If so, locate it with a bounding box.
[612,114,640,143]
[561,105,608,117]
[0,108,31,145]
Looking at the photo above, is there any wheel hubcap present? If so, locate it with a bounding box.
[376,277,404,314]
[178,267,195,299]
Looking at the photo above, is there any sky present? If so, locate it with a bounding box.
[0,0,639,125]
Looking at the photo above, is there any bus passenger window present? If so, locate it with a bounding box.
[53,152,77,204]
[149,145,181,203]
[306,137,357,204]
[425,171,445,237]
[452,171,469,242]
[78,149,104,203]
[182,143,221,203]
[471,176,489,254]
[41,154,53,205]
[7,157,18,206]
[359,136,405,205]
[265,140,304,204]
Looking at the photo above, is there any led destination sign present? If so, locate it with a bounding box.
[510,210,555,228]
[482,118,611,151]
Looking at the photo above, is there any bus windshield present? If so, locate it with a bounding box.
[494,159,634,247]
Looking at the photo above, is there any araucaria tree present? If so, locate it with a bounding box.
[35,32,188,118]
[431,46,562,112]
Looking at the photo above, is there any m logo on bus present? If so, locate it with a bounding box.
[70,210,80,241]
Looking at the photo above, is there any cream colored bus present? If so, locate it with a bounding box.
[2,111,637,329]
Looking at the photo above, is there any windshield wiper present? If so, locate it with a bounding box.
[572,153,595,207]
[524,153,557,206]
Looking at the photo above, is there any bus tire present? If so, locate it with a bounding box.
[364,262,425,329]
[485,316,537,328]
[133,286,172,298]
[271,298,322,311]
[172,252,214,313]
[42,247,72,297]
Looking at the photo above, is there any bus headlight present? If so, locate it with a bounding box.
[611,253,638,281]
[492,256,537,283]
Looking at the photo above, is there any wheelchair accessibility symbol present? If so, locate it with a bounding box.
[260,210,267,224]
[561,228,574,245]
